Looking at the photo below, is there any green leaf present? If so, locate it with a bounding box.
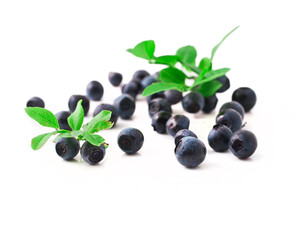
[159,67,186,85]
[181,61,201,74]
[83,110,112,134]
[83,132,105,146]
[198,57,212,72]
[67,100,84,131]
[176,45,197,65]
[25,107,60,129]
[142,82,187,97]
[197,80,222,97]
[211,26,239,60]
[71,130,84,138]
[31,132,57,150]
[192,68,230,87]
[127,40,155,60]
[152,55,179,67]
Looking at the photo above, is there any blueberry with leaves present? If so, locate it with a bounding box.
[93,104,118,127]
[55,111,72,131]
[27,97,45,108]
[68,95,90,116]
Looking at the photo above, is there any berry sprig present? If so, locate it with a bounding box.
[127,26,239,98]
[25,100,113,150]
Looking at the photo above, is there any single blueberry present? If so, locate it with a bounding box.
[146,91,165,104]
[216,109,242,133]
[55,137,80,161]
[175,137,207,168]
[174,129,197,146]
[208,124,233,152]
[219,101,245,119]
[151,111,172,134]
[86,80,104,101]
[132,70,150,82]
[121,81,139,98]
[232,87,257,112]
[140,75,155,91]
[117,128,144,154]
[108,72,123,86]
[215,75,230,93]
[166,115,190,137]
[164,90,183,105]
[26,97,45,108]
[182,92,205,113]
[80,141,106,165]
[113,94,136,119]
[55,111,72,131]
[229,130,257,159]
[202,94,218,113]
[68,95,90,116]
[148,98,172,118]
[93,103,118,127]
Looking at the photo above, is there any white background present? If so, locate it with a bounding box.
[0,0,306,239]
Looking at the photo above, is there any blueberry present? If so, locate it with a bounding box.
[151,111,172,134]
[216,109,242,132]
[93,103,118,127]
[175,137,206,168]
[229,130,257,159]
[202,94,218,113]
[208,124,233,152]
[108,72,123,86]
[121,81,139,98]
[166,115,190,137]
[132,70,150,82]
[215,75,230,93]
[55,111,72,131]
[219,101,245,119]
[164,90,183,105]
[80,141,106,165]
[55,137,80,161]
[68,95,90,116]
[232,87,257,112]
[174,129,197,146]
[117,128,144,154]
[146,91,165,104]
[86,80,104,101]
[140,75,155,91]
[182,91,204,113]
[113,94,136,119]
[26,97,45,108]
[148,98,172,118]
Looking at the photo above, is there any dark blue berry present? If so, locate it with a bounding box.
[121,81,139,98]
[108,72,123,86]
[215,75,230,93]
[113,94,136,119]
[140,75,155,91]
[80,141,106,165]
[232,87,257,112]
[216,109,242,133]
[68,95,90,116]
[146,91,165,104]
[202,94,218,113]
[132,70,150,82]
[93,104,118,127]
[219,101,245,119]
[166,115,190,137]
[164,90,183,105]
[148,98,172,118]
[55,111,72,131]
[208,124,233,152]
[86,80,104,101]
[117,128,144,154]
[182,92,204,113]
[175,137,206,168]
[55,137,80,161]
[229,130,257,159]
[27,97,45,108]
[174,129,197,146]
[151,111,172,134]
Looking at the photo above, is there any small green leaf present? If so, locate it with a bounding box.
[197,80,223,98]
[83,110,112,134]
[192,68,230,87]
[159,67,186,85]
[67,100,84,131]
[176,45,197,65]
[25,107,60,129]
[180,61,201,74]
[83,132,104,146]
[71,130,84,138]
[31,132,57,150]
[211,26,239,60]
[142,82,187,97]
[152,55,179,67]
[58,132,73,138]
[127,40,155,60]
[198,57,212,72]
